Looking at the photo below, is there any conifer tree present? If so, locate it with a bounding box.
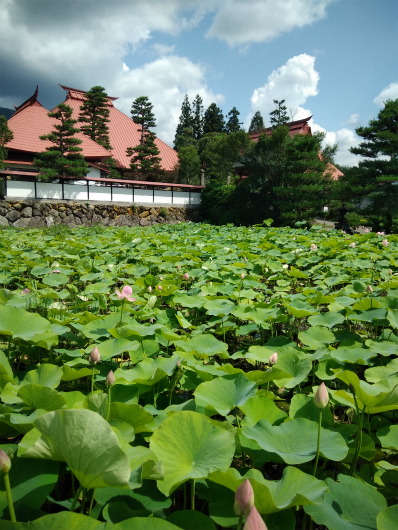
[78,86,112,150]
[174,94,193,151]
[248,111,265,134]
[0,115,14,170]
[269,99,289,128]
[33,103,88,181]
[192,94,204,140]
[127,96,161,177]
[225,107,242,134]
[203,103,225,135]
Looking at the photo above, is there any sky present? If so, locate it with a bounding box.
[1,0,397,167]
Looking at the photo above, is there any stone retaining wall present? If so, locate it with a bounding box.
[0,199,201,228]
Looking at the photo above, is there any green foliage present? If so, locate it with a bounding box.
[0,224,397,528]
[177,145,201,185]
[200,182,235,224]
[203,103,225,135]
[173,94,193,151]
[269,99,290,128]
[248,111,265,134]
[78,86,112,150]
[127,97,162,178]
[33,104,89,181]
[336,99,398,233]
[225,107,241,134]
[0,115,14,170]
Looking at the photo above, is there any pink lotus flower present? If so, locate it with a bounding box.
[310,244,317,250]
[147,286,152,293]
[159,275,163,281]
[244,506,268,530]
[115,286,136,302]
[183,273,190,280]
[21,288,31,296]
[377,231,385,236]
[89,346,101,365]
[0,449,11,474]
[382,239,389,247]
[51,269,61,273]
[314,382,329,409]
[349,242,356,248]
[240,273,245,280]
[269,352,278,365]
[177,264,181,270]
[367,285,373,293]
[106,370,115,386]
[234,479,254,517]
[364,228,370,233]
[158,285,163,291]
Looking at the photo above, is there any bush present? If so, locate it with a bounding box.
[200,181,235,225]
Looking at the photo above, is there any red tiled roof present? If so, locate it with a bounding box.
[59,85,178,171]
[249,116,313,142]
[6,89,112,160]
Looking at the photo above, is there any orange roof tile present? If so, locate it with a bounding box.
[59,85,178,171]
[6,89,112,160]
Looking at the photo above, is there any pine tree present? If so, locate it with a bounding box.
[174,94,193,151]
[192,94,204,141]
[0,115,14,170]
[203,103,225,135]
[340,98,398,233]
[130,96,156,145]
[78,86,112,150]
[248,111,265,134]
[225,107,242,134]
[33,103,88,181]
[269,100,289,128]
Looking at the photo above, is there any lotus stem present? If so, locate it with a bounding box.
[106,386,111,421]
[91,366,95,396]
[3,471,16,522]
[312,408,322,477]
[70,485,83,512]
[237,515,243,530]
[191,479,195,510]
[349,408,365,476]
[88,489,96,516]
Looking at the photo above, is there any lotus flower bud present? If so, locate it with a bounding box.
[234,479,254,517]
[314,382,329,409]
[89,346,101,365]
[367,285,373,294]
[243,506,268,530]
[240,273,245,280]
[389,269,393,275]
[269,352,278,366]
[106,370,115,386]
[51,269,61,274]
[147,286,152,293]
[177,264,181,270]
[382,239,389,247]
[310,243,317,250]
[158,285,163,291]
[21,288,31,296]
[243,257,247,262]
[159,275,163,281]
[0,450,11,474]
[349,242,356,248]
[183,273,190,280]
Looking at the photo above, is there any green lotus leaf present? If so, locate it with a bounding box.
[348,308,388,323]
[167,510,216,530]
[0,444,59,522]
[365,340,398,357]
[85,338,140,361]
[110,402,153,434]
[289,393,333,426]
[285,299,317,318]
[62,365,99,382]
[304,474,387,530]
[208,465,328,515]
[204,298,235,316]
[150,411,235,495]
[22,363,63,389]
[377,504,398,530]
[330,346,376,364]
[365,358,398,384]
[185,334,229,359]
[172,293,205,308]
[81,312,122,339]
[0,409,47,435]
[243,418,348,464]
[42,273,69,287]
[239,391,288,427]
[194,373,257,416]
[377,425,398,451]
[308,311,345,328]
[298,326,336,349]
[315,358,344,380]
[272,352,312,388]
[18,409,130,489]
[0,306,52,341]
[0,349,13,390]
[17,384,66,412]
[335,370,398,413]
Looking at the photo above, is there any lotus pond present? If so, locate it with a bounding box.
[0,222,397,530]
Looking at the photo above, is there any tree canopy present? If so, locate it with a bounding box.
[248,111,265,134]
[33,104,88,181]
[78,86,111,150]
[203,103,225,135]
[0,115,14,170]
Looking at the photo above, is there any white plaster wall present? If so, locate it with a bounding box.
[154,190,173,204]
[112,188,134,202]
[37,182,63,200]
[6,181,35,198]
[63,184,89,201]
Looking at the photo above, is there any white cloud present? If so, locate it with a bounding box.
[373,82,398,106]
[207,0,335,46]
[311,122,360,167]
[344,113,360,126]
[110,56,223,146]
[247,54,319,127]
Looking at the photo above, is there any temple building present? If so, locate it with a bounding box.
[2,85,178,180]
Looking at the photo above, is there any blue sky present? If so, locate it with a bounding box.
[1,0,397,166]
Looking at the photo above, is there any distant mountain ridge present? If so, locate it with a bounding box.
[0,107,14,119]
